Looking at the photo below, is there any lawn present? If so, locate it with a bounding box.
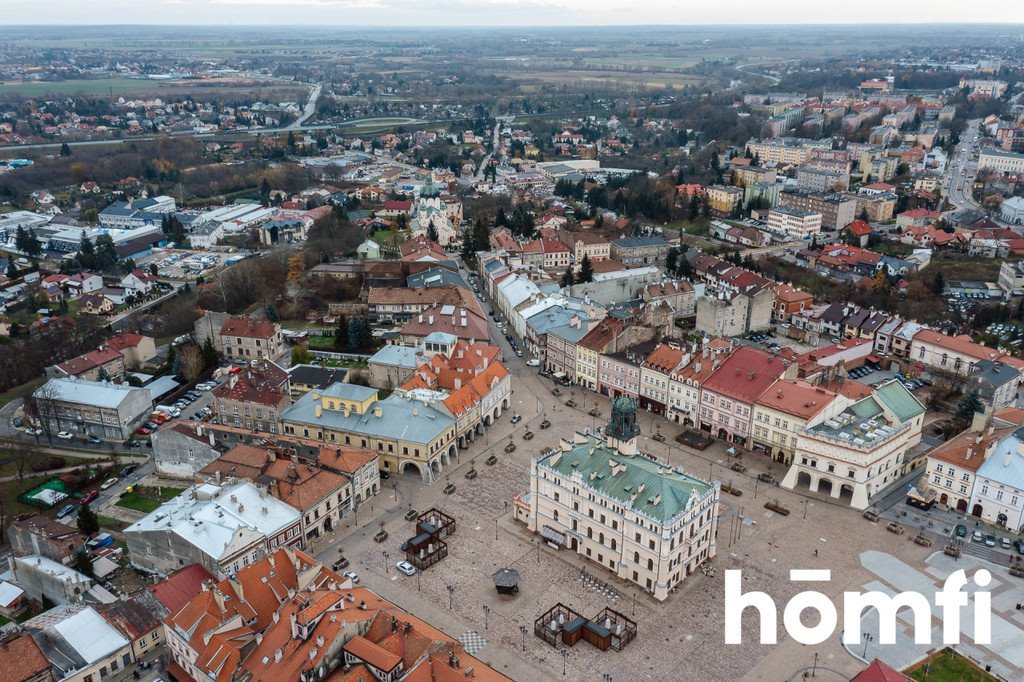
[307,335,339,350]
[115,485,185,513]
[923,254,1005,282]
[906,649,996,682]
[0,473,61,517]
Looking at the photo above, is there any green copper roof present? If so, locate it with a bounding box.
[873,380,925,422]
[849,396,884,420]
[539,436,713,522]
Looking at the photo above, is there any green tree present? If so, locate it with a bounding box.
[955,391,983,423]
[459,227,476,264]
[473,218,491,253]
[263,303,280,323]
[930,271,945,295]
[334,313,348,348]
[348,317,364,349]
[259,178,271,206]
[426,220,439,244]
[578,254,594,283]
[60,142,72,157]
[560,266,574,287]
[77,502,100,536]
[291,344,313,365]
[71,549,94,577]
[201,336,219,369]
[666,246,679,273]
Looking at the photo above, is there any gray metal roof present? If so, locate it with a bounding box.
[281,391,453,445]
[40,377,148,409]
[368,345,422,369]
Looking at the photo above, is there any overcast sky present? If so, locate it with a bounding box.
[5,1,1024,27]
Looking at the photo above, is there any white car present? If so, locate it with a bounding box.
[526,359,540,367]
[343,571,360,584]
[395,561,417,576]
[24,427,43,436]
[100,477,118,490]
[57,431,74,440]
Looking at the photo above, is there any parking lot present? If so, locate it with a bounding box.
[134,247,243,281]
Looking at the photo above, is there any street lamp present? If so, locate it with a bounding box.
[602,675,612,682]
[446,584,455,610]
[382,550,389,573]
[482,605,491,630]
[560,648,569,676]
[862,632,874,658]
[803,499,809,520]
[812,652,818,678]
[519,625,527,651]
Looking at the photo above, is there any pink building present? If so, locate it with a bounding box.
[699,346,790,445]
[598,342,656,399]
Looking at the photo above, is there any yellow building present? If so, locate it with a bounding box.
[750,380,849,464]
[706,185,744,216]
[279,383,459,482]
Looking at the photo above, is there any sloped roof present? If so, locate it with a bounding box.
[539,435,713,522]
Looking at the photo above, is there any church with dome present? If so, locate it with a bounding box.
[521,397,721,601]
[410,175,462,247]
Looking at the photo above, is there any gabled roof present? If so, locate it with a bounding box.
[149,563,217,614]
[703,346,788,404]
[755,379,840,420]
[221,317,278,340]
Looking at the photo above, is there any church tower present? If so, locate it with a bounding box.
[605,396,640,456]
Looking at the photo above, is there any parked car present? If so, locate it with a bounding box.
[12,417,23,428]
[984,534,996,547]
[954,524,967,538]
[526,359,540,367]
[136,426,152,435]
[510,414,523,424]
[24,427,42,436]
[57,431,74,440]
[971,530,983,542]
[56,503,77,519]
[1014,540,1024,555]
[81,490,99,504]
[395,561,417,576]
[87,435,102,445]
[1000,537,1012,549]
[343,571,360,584]
[100,477,118,490]
[379,470,390,480]
[120,464,138,477]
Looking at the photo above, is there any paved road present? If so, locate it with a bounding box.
[285,82,322,131]
[941,117,1006,224]
[474,115,511,182]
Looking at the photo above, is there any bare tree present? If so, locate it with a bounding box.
[26,381,62,445]
[179,345,205,382]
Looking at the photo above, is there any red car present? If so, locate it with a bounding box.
[81,490,98,504]
[135,426,152,435]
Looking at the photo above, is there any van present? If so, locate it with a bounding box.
[155,405,178,417]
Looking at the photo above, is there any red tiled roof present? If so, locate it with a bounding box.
[150,564,217,614]
[221,317,277,339]
[0,634,51,682]
[107,332,146,351]
[755,379,840,420]
[703,346,788,403]
[848,220,872,236]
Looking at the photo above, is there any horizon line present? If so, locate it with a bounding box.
[4,21,1024,28]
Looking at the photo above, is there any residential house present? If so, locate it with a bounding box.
[967,419,1024,531]
[105,333,157,369]
[8,516,87,565]
[285,364,348,398]
[751,380,848,464]
[99,592,169,665]
[698,346,790,445]
[48,345,126,382]
[23,606,134,682]
[609,236,671,267]
[124,480,303,577]
[642,280,697,318]
[119,269,157,295]
[220,317,285,361]
[965,360,1021,409]
[212,360,291,434]
[925,411,1017,514]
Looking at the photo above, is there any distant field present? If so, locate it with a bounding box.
[515,69,702,90]
[0,77,309,101]
[0,78,159,96]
